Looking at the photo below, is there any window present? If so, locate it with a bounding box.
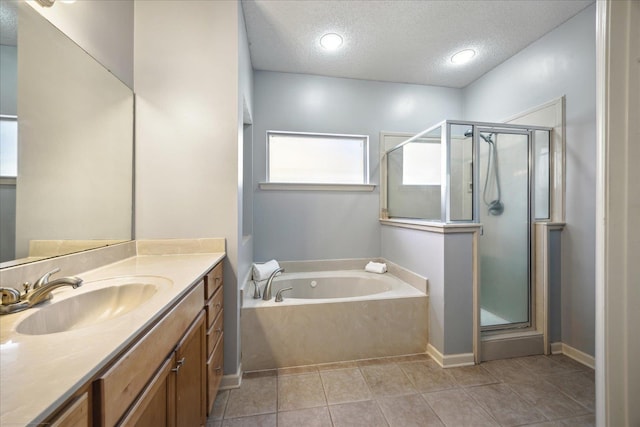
[0,116,18,178]
[402,141,441,185]
[266,131,369,186]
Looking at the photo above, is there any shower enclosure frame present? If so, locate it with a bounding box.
[453,120,551,334]
[474,125,534,333]
[424,120,553,225]
[385,119,553,333]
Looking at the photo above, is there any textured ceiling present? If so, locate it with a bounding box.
[242,0,594,88]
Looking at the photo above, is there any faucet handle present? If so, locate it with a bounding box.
[33,267,61,289]
[1,287,21,305]
[253,281,262,299]
[275,287,293,303]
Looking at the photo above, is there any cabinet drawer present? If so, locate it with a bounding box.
[96,281,204,427]
[206,338,224,414]
[206,286,223,328]
[207,309,223,358]
[204,262,223,300]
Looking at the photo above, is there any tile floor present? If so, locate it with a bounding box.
[206,354,595,427]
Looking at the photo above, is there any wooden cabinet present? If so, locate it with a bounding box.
[204,262,224,415]
[41,259,224,427]
[175,312,206,426]
[93,282,206,427]
[49,393,89,427]
[118,312,205,427]
[119,358,173,427]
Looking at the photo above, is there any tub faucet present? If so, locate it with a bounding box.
[262,267,284,301]
[252,281,261,299]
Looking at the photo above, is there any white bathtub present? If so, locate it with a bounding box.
[244,270,423,306]
[242,270,428,371]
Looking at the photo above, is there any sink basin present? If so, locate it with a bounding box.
[15,276,173,335]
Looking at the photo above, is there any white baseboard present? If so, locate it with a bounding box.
[427,343,475,368]
[550,342,595,369]
[219,363,243,390]
[550,342,564,354]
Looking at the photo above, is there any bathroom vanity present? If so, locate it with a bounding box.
[0,241,225,426]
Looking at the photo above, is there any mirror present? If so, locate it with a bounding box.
[0,1,133,268]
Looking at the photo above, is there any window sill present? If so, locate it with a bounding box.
[259,182,376,192]
[0,177,17,185]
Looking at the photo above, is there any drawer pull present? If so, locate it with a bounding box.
[215,303,222,308]
[215,366,222,372]
[215,328,222,333]
[172,357,186,372]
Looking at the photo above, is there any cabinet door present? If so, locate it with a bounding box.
[119,358,175,427]
[174,311,206,427]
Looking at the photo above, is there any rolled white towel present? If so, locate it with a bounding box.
[365,261,387,274]
[252,259,280,281]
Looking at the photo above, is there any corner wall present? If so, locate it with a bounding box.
[134,0,248,376]
[252,71,462,262]
[381,226,475,357]
[462,4,597,356]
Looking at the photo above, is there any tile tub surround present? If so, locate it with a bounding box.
[207,354,595,427]
[241,272,428,371]
[0,239,225,426]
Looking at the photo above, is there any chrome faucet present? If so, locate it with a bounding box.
[0,268,83,315]
[262,267,284,301]
[33,267,61,289]
[275,287,293,303]
[27,276,82,306]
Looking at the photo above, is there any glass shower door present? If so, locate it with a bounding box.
[478,130,530,328]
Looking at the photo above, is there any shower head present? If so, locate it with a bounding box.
[464,129,494,144]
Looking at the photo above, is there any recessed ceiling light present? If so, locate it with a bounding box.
[60,0,77,3]
[451,49,476,64]
[320,33,343,51]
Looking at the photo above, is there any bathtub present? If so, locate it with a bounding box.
[241,270,428,371]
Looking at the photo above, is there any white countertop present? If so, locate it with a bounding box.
[0,252,225,426]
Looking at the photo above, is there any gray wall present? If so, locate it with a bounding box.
[252,71,462,261]
[0,45,17,262]
[463,4,596,356]
[0,185,16,262]
[0,45,17,116]
[381,225,475,356]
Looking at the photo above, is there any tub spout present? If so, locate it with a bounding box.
[262,267,284,301]
[275,287,293,303]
